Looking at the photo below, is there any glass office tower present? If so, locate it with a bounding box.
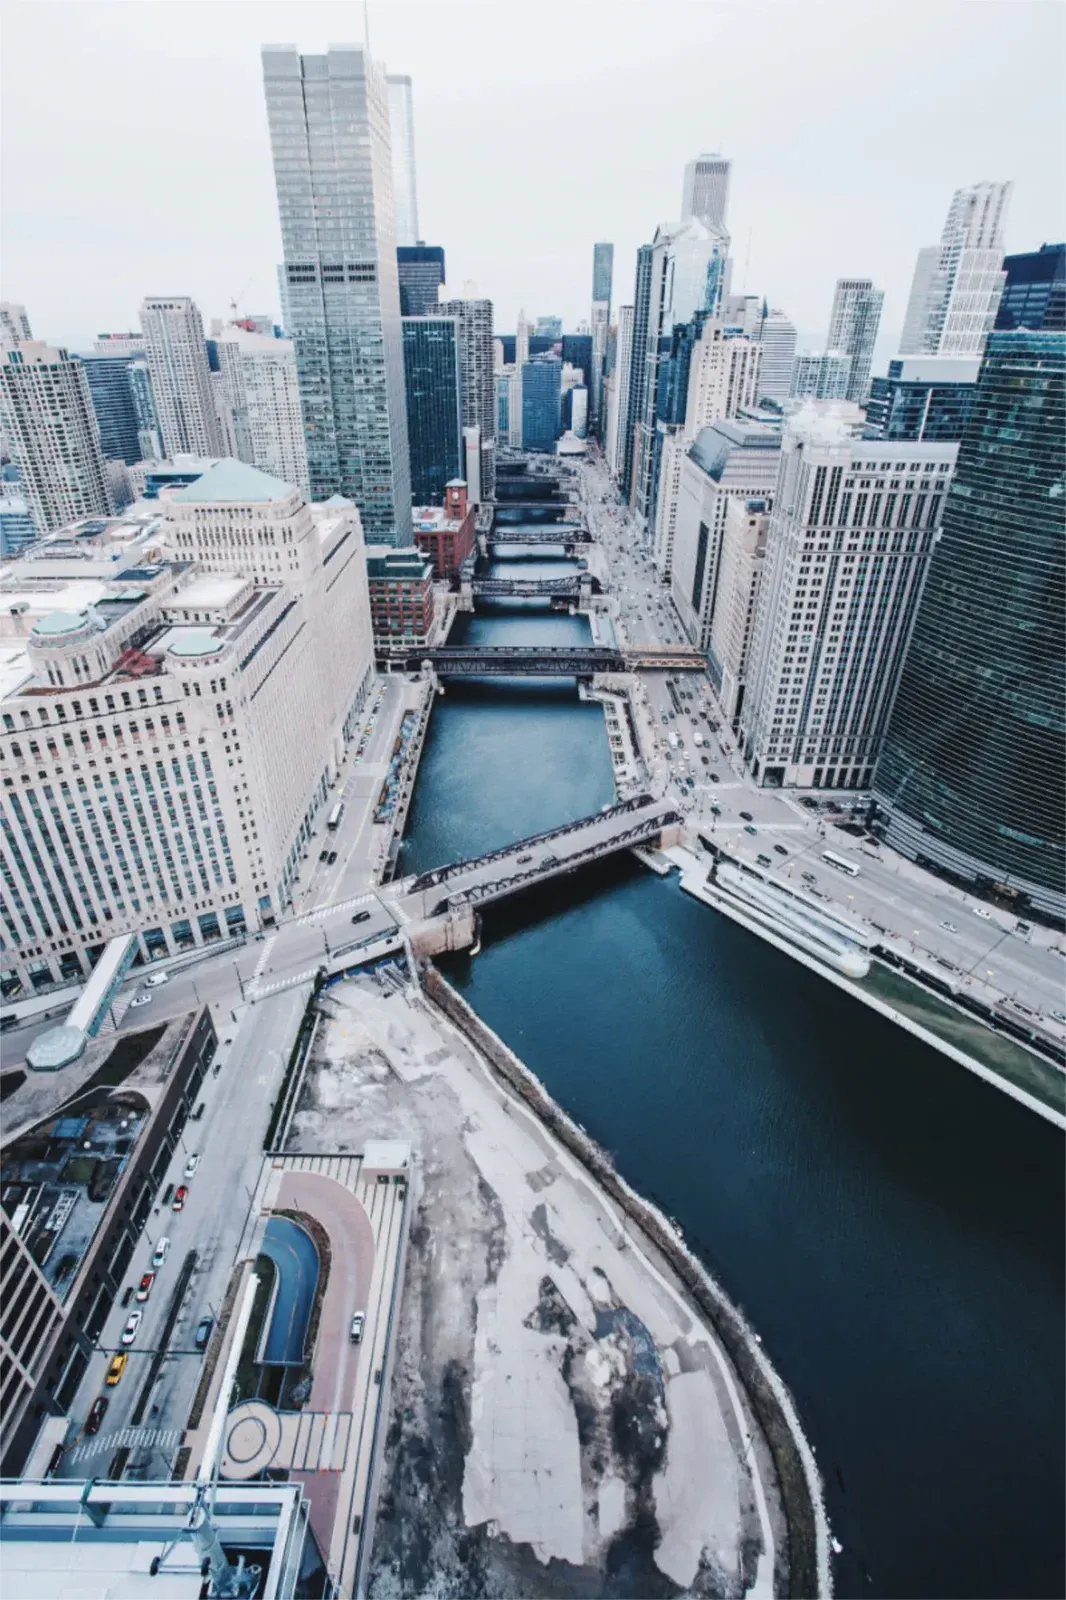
[521,359,562,452]
[77,355,142,464]
[397,245,445,317]
[262,45,412,542]
[872,329,1065,915]
[994,242,1065,332]
[402,316,462,503]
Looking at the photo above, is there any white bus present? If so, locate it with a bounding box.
[327,802,345,831]
[822,849,860,878]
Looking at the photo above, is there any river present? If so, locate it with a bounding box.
[399,576,1065,1598]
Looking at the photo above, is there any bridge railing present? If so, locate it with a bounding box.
[403,792,656,893]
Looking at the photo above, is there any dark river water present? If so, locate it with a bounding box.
[400,587,1065,1598]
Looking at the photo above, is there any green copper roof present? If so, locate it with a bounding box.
[171,458,297,505]
[168,630,224,659]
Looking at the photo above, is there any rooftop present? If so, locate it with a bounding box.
[171,458,299,505]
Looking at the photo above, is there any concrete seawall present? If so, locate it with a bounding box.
[420,961,833,1599]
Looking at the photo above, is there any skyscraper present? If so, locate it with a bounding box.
[863,357,980,441]
[827,277,884,402]
[789,351,852,400]
[128,360,162,460]
[742,406,958,790]
[535,316,563,341]
[402,316,463,503]
[899,181,1012,357]
[0,342,114,533]
[606,304,635,478]
[439,296,496,501]
[216,327,310,492]
[139,297,222,457]
[872,329,1065,914]
[0,303,32,345]
[262,44,412,542]
[387,74,419,247]
[592,243,614,307]
[681,154,731,233]
[755,306,798,402]
[621,246,653,502]
[521,358,562,452]
[77,354,143,465]
[994,242,1065,332]
[590,243,614,430]
[396,245,445,316]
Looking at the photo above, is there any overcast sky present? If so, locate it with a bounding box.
[3,0,1064,364]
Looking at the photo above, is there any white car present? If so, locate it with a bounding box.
[183,1154,200,1180]
[121,1310,143,1346]
[130,994,153,1008]
[973,906,992,920]
[145,971,170,988]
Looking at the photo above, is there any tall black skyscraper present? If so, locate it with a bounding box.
[873,329,1065,915]
[402,316,462,503]
[397,245,446,317]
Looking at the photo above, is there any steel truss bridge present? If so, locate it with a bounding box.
[485,526,591,545]
[405,645,705,675]
[469,575,599,599]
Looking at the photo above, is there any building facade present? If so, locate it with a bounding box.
[0,490,36,557]
[521,358,562,452]
[396,244,445,316]
[139,298,222,459]
[755,306,798,402]
[827,277,884,403]
[438,297,496,501]
[413,478,475,578]
[216,327,310,492]
[535,316,562,341]
[681,153,731,233]
[366,545,434,650]
[606,304,634,477]
[386,74,419,246]
[262,45,412,541]
[0,343,114,535]
[401,315,462,504]
[741,406,958,790]
[872,329,1064,914]
[669,421,781,649]
[790,351,852,400]
[0,463,375,992]
[0,303,32,345]
[707,497,770,730]
[621,247,653,501]
[92,333,144,359]
[994,242,1065,332]
[899,181,1012,358]
[863,356,980,441]
[78,354,147,466]
[127,360,162,460]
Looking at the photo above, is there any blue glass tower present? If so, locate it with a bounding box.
[78,355,141,464]
[994,243,1065,332]
[402,316,462,504]
[872,330,1065,915]
[521,359,562,453]
[864,357,979,442]
[397,246,446,316]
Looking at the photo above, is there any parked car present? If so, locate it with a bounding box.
[183,1154,200,1180]
[85,1396,109,1435]
[152,1237,171,1269]
[327,850,338,864]
[105,1354,128,1387]
[172,1186,188,1211]
[135,1272,155,1303]
[194,1315,214,1351]
[350,1313,366,1344]
[351,909,371,925]
[120,1310,142,1346]
[319,850,330,863]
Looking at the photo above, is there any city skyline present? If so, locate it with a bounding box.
[3,0,1062,360]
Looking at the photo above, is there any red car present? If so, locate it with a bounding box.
[172,1186,188,1212]
[135,1271,155,1302]
[85,1395,109,1435]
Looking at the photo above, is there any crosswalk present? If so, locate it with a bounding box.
[252,933,277,983]
[295,891,374,928]
[70,1425,181,1464]
[250,967,320,1001]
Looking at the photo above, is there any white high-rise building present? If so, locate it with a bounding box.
[439,295,496,501]
[681,153,731,233]
[827,278,884,402]
[386,74,419,246]
[790,351,852,400]
[899,181,1012,357]
[0,461,376,993]
[216,328,309,492]
[0,342,114,535]
[140,297,222,458]
[262,46,411,541]
[722,294,763,336]
[606,305,635,477]
[92,333,144,358]
[0,303,33,346]
[668,420,782,647]
[755,307,797,402]
[707,497,770,729]
[741,404,958,789]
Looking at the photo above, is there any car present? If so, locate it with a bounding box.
[774,844,789,856]
[194,1315,214,1351]
[130,994,153,1008]
[973,906,992,920]
[105,1353,128,1387]
[144,971,169,988]
[939,920,958,933]
[183,1155,199,1180]
[744,824,758,836]
[120,1310,142,1346]
[350,1312,366,1344]
[85,1395,109,1435]
[516,853,533,865]
[351,909,371,926]
[757,853,773,868]
[191,1101,206,1121]
[319,849,330,862]
[739,810,754,822]
[710,773,720,782]
[701,755,709,765]
[135,1272,155,1302]
[801,872,817,884]
[327,850,338,864]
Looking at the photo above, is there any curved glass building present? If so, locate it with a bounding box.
[872,329,1065,916]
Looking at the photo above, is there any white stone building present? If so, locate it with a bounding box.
[140,297,222,459]
[755,308,797,403]
[0,461,374,996]
[668,421,781,649]
[826,278,884,403]
[0,343,114,535]
[899,181,1012,358]
[216,327,309,492]
[790,350,852,401]
[707,497,770,730]
[741,405,958,790]
[0,303,33,346]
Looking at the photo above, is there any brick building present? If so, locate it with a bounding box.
[365,546,435,653]
[412,479,476,579]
